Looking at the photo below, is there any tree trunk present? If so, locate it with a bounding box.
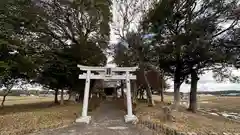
[68,90,72,100]
[1,94,7,107]
[143,71,155,106]
[68,94,71,101]
[89,87,92,100]
[1,86,13,107]
[54,89,59,104]
[68,91,77,102]
[60,89,64,105]
[173,72,181,109]
[121,80,124,98]
[160,74,164,102]
[136,89,139,99]
[140,89,144,100]
[188,70,199,113]
[1,92,9,107]
[160,89,164,102]
[132,81,138,103]
[78,90,84,102]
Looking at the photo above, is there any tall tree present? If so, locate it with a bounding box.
[1,0,112,104]
[112,0,159,106]
[112,0,153,39]
[142,0,239,111]
[0,39,35,107]
[0,0,37,107]
[114,32,169,105]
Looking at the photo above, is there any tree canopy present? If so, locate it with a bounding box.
[0,0,112,104]
[140,0,239,111]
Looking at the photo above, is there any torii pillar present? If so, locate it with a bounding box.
[75,65,138,124]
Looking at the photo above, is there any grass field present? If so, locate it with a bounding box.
[198,96,240,112]
[1,95,239,135]
[138,95,240,134]
[0,96,81,135]
[153,94,240,113]
[0,96,68,106]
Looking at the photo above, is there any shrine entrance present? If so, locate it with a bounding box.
[75,65,138,124]
[104,88,114,96]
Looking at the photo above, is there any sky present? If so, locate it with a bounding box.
[167,71,240,93]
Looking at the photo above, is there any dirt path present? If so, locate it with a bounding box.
[29,99,159,135]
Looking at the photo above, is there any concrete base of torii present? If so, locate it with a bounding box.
[124,115,138,123]
[75,116,91,124]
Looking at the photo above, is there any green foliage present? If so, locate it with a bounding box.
[113,40,137,67]
[113,32,169,92]
[26,0,111,92]
[140,0,239,110]
[143,0,239,80]
[0,0,37,88]
[0,42,35,88]
[212,28,240,83]
[0,0,111,96]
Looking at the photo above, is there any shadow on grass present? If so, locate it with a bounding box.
[0,100,78,115]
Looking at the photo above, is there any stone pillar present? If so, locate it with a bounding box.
[76,70,91,124]
[124,71,138,123]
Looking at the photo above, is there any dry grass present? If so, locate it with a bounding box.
[0,96,68,106]
[0,97,82,135]
[199,96,240,112]
[136,95,240,134]
[153,95,240,112]
[153,94,219,102]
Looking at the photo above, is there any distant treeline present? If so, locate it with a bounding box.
[0,89,60,96]
[164,90,240,96]
[197,90,240,95]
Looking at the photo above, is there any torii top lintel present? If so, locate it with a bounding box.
[77,64,138,72]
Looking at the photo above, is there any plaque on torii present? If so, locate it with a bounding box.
[76,65,138,124]
[105,68,112,77]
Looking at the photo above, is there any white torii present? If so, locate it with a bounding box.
[75,64,138,124]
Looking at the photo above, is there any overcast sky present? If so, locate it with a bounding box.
[167,71,240,92]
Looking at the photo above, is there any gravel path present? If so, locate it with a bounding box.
[29,99,160,135]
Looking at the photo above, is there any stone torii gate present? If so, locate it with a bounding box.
[75,65,138,124]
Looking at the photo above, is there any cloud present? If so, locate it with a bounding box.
[166,70,240,92]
